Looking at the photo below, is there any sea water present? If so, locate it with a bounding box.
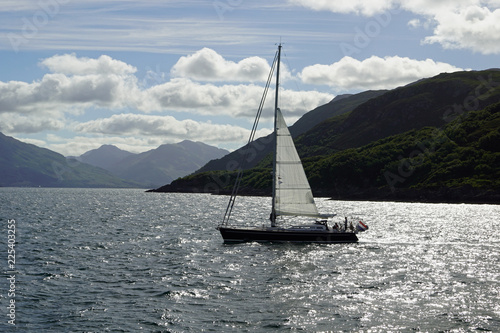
[0,188,499,332]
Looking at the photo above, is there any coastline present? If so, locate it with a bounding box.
[147,185,500,205]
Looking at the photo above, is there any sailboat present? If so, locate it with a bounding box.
[217,44,367,243]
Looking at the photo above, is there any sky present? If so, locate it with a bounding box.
[1,0,500,156]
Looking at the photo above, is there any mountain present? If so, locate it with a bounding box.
[289,90,387,137]
[78,144,135,170]
[0,133,141,188]
[75,140,229,188]
[105,140,229,188]
[302,101,500,203]
[150,69,500,203]
[295,69,500,157]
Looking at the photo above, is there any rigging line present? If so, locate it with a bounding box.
[231,52,277,185]
[225,52,277,214]
[248,51,279,144]
[221,50,279,226]
[222,65,276,226]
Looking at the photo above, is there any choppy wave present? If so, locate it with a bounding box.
[1,188,499,332]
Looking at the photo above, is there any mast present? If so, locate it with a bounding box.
[220,48,278,228]
[270,43,281,227]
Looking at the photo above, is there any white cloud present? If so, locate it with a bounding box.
[18,137,48,148]
[1,52,331,121]
[171,48,271,82]
[300,55,463,90]
[0,52,333,155]
[407,18,421,28]
[399,0,481,16]
[0,112,65,133]
[289,0,500,54]
[0,72,137,114]
[75,113,272,145]
[289,0,488,16]
[40,53,137,75]
[423,6,500,54]
[278,89,335,117]
[141,78,333,117]
[141,78,267,115]
[0,53,141,116]
[287,0,395,16]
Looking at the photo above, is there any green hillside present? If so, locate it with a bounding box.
[304,101,500,201]
[154,101,500,202]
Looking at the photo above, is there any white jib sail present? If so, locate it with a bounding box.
[274,109,323,218]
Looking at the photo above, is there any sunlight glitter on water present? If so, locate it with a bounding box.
[1,188,499,332]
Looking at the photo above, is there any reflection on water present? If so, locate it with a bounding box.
[0,188,498,332]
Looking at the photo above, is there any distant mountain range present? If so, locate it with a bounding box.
[77,144,135,170]
[77,141,229,187]
[151,69,500,203]
[0,135,229,188]
[0,133,139,188]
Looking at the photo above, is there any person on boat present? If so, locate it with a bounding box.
[316,220,329,230]
[349,221,354,231]
[344,217,348,231]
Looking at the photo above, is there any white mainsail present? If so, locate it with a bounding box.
[274,108,327,218]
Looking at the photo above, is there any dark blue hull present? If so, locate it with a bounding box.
[218,227,358,243]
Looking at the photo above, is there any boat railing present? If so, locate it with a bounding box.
[217,224,267,230]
